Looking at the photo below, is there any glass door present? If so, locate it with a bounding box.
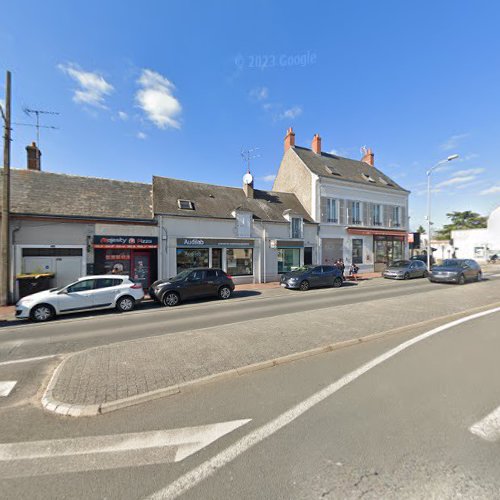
[211,248,222,269]
[131,252,151,289]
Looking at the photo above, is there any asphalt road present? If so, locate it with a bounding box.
[1,304,499,498]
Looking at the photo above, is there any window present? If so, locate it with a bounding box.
[206,269,218,279]
[372,204,382,226]
[351,201,362,225]
[392,206,401,227]
[325,165,341,176]
[95,278,122,289]
[226,248,253,276]
[176,248,209,273]
[326,199,338,223]
[188,270,206,281]
[291,217,303,238]
[277,248,300,273]
[67,279,96,293]
[362,173,376,183]
[177,199,195,210]
[352,239,363,264]
[236,212,252,238]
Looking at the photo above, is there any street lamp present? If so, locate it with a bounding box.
[426,154,459,270]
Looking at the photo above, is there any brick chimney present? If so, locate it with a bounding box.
[361,146,374,166]
[26,142,41,171]
[312,133,322,154]
[284,127,295,152]
[243,172,254,198]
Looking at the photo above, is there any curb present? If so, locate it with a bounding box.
[41,301,500,417]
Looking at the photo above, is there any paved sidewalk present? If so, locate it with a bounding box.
[43,278,500,416]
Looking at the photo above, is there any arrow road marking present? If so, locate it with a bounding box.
[0,381,17,397]
[0,419,250,479]
[145,306,500,500]
[470,406,500,442]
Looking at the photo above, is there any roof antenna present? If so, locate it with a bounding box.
[14,107,60,147]
[241,147,260,173]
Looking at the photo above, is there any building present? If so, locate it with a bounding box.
[0,144,158,300]
[273,129,410,272]
[153,174,318,284]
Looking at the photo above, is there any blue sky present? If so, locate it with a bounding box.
[1,0,499,230]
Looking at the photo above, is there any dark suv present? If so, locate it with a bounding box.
[149,268,235,306]
[280,265,343,291]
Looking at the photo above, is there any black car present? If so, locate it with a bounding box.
[428,259,482,285]
[149,268,235,306]
[280,265,343,291]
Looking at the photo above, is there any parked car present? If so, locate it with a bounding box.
[428,259,482,285]
[150,268,235,306]
[383,260,428,280]
[410,254,435,266]
[15,275,144,322]
[280,265,343,291]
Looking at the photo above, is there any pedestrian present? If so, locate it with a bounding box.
[339,258,345,281]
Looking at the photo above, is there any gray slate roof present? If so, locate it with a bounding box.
[0,169,153,221]
[153,176,314,223]
[293,146,409,192]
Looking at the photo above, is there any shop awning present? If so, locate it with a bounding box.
[346,228,408,237]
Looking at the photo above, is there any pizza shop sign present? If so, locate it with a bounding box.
[93,236,158,249]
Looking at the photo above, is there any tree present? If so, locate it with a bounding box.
[416,225,426,234]
[435,211,488,240]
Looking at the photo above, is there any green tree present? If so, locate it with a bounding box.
[435,211,488,240]
[416,225,426,234]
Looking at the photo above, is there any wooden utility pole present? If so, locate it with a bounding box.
[1,71,11,306]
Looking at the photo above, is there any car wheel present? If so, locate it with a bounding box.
[218,286,232,300]
[30,304,55,322]
[458,274,465,285]
[403,272,410,280]
[162,291,180,307]
[299,280,310,291]
[116,295,135,312]
[476,271,482,282]
[332,277,343,288]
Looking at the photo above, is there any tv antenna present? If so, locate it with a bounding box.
[13,108,60,147]
[241,147,260,173]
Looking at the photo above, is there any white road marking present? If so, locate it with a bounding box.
[145,306,500,500]
[0,381,17,397]
[0,354,59,366]
[470,405,500,442]
[0,419,250,479]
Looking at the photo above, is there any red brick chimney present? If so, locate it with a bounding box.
[284,127,295,152]
[361,146,374,166]
[26,142,41,171]
[312,133,322,155]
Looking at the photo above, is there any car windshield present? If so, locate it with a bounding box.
[441,260,462,267]
[390,261,410,268]
[169,270,194,282]
[292,265,314,272]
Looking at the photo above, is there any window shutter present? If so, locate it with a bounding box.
[383,205,391,227]
[401,206,406,229]
[320,197,328,223]
[339,199,346,225]
[363,202,369,226]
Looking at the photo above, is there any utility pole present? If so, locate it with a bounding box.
[0,71,12,305]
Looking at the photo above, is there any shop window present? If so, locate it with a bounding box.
[102,249,131,275]
[352,239,363,264]
[176,248,209,273]
[291,217,303,238]
[278,248,301,273]
[226,248,253,276]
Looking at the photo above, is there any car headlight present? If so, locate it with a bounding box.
[288,277,298,281]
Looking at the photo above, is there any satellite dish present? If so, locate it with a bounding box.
[243,172,253,185]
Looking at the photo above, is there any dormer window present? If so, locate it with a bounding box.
[362,173,376,183]
[178,199,195,210]
[378,177,388,185]
[325,165,341,176]
[291,217,303,239]
[232,210,252,237]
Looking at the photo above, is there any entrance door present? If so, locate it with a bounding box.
[322,238,343,265]
[212,248,222,269]
[131,252,151,289]
[304,247,313,266]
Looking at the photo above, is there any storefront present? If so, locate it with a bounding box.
[93,235,158,288]
[275,240,303,273]
[176,238,254,276]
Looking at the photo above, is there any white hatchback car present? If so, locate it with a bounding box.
[15,275,145,322]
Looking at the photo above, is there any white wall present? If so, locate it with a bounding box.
[452,229,489,260]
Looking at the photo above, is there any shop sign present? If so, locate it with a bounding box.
[93,235,158,249]
[276,240,304,248]
[177,238,254,248]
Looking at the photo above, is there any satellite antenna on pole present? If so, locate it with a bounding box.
[241,148,260,185]
[14,108,60,147]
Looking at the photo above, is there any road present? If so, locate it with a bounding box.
[1,275,500,498]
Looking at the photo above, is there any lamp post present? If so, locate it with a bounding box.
[426,154,459,270]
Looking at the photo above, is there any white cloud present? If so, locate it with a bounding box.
[250,86,269,101]
[58,63,114,108]
[136,131,147,140]
[135,69,182,129]
[451,168,485,177]
[118,111,128,120]
[278,106,302,120]
[260,174,276,182]
[480,185,500,195]
[440,133,469,151]
[435,175,476,188]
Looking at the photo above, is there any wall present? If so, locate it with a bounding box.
[452,229,489,261]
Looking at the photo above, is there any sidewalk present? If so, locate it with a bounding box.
[43,278,500,416]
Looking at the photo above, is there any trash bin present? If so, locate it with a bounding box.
[16,273,55,299]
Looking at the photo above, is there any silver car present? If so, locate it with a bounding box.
[383,260,428,280]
